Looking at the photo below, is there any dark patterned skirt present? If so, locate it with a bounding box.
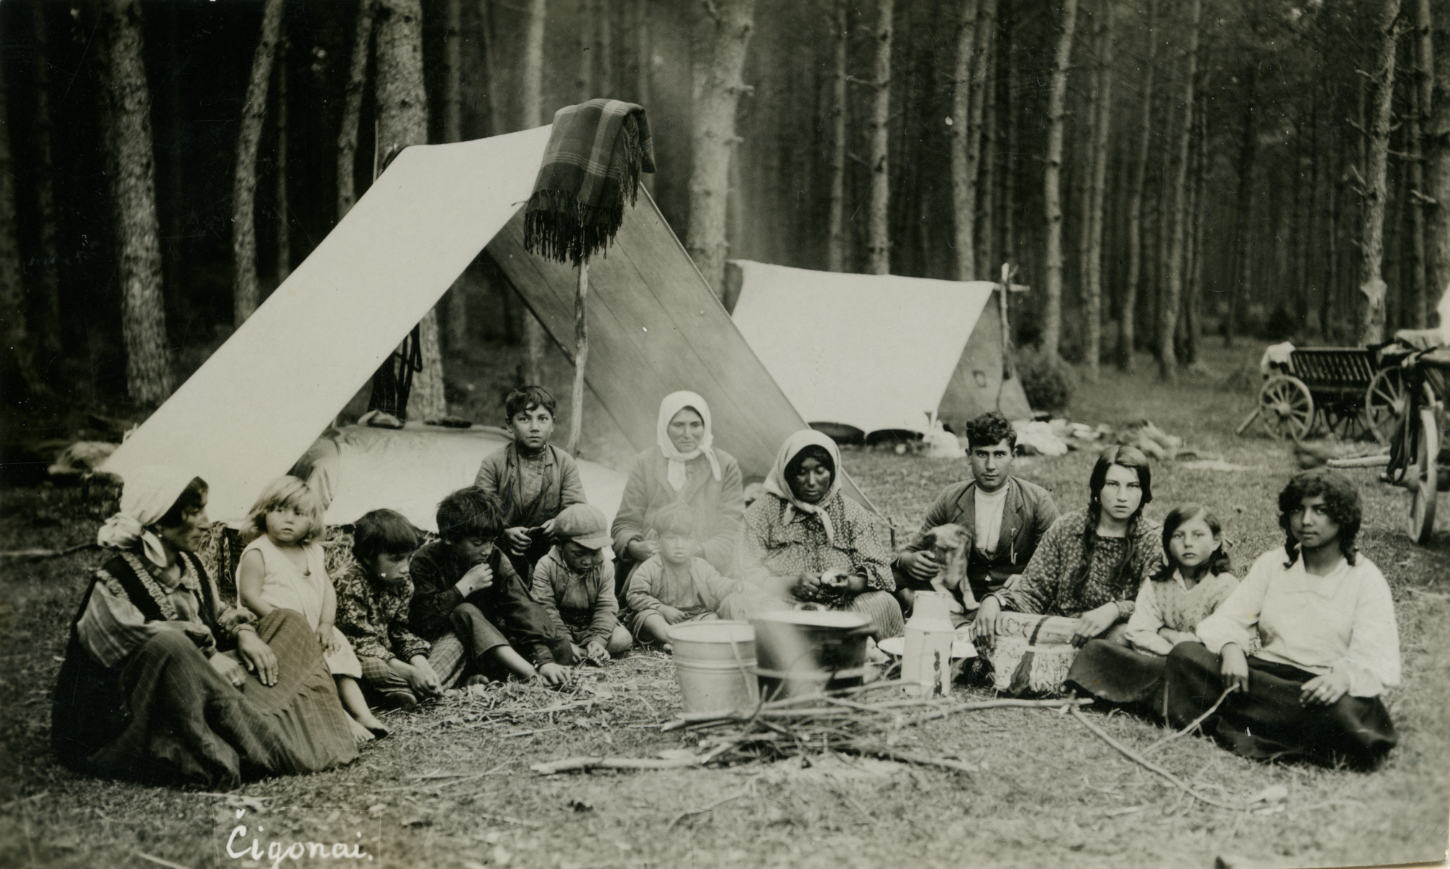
[1065,638,1169,713]
[1163,642,1397,771]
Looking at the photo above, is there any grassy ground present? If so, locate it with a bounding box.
[1,342,1448,869]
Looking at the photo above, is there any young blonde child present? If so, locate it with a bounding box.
[626,502,743,649]
[237,477,386,742]
[1066,503,1238,713]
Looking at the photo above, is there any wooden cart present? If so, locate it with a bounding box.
[1254,347,1384,441]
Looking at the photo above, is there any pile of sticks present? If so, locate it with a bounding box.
[532,679,1092,777]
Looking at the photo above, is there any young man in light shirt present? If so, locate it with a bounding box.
[893,411,1059,621]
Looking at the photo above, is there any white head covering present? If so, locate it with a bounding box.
[762,429,843,545]
[96,465,199,568]
[656,391,722,491]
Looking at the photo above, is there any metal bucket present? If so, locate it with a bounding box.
[750,610,873,700]
[668,620,760,715]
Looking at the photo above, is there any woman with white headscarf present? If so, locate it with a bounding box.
[611,391,745,593]
[53,467,358,787]
[740,430,904,639]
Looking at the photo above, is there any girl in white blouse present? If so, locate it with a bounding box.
[1162,469,1400,770]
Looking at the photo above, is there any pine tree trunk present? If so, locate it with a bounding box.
[232,0,284,326]
[1002,11,1017,271]
[826,0,848,272]
[275,46,291,286]
[1084,1,1116,380]
[597,0,613,97]
[1156,0,1200,382]
[979,26,999,276]
[31,2,62,356]
[98,0,173,405]
[949,0,980,281]
[1040,0,1077,360]
[1416,0,1443,319]
[521,0,548,383]
[480,0,506,135]
[0,14,42,394]
[443,0,468,351]
[1410,56,1429,327]
[376,0,445,421]
[968,0,996,278]
[1119,0,1156,370]
[635,0,652,109]
[1186,101,1208,366]
[1224,65,1257,347]
[864,0,893,275]
[1358,0,1403,345]
[686,0,758,293]
[1304,93,1324,340]
[338,0,374,219]
[576,0,594,97]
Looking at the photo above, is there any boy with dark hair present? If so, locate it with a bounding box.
[894,410,1058,619]
[474,385,587,581]
[408,487,572,686]
[335,509,460,709]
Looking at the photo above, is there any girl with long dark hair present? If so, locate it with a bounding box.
[974,445,1163,649]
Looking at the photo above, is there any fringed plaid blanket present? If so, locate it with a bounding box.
[524,98,655,265]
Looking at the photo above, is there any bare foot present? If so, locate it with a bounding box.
[347,716,376,745]
[353,708,389,740]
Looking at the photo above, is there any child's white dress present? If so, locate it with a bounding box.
[240,535,363,678]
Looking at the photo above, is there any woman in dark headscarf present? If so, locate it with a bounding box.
[53,466,357,788]
[739,430,903,639]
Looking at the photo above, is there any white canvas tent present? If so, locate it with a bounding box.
[725,260,1033,438]
[103,126,872,529]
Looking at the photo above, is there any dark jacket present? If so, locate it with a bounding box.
[407,539,563,666]
[474,443,587,577]
[894,476,1059,602]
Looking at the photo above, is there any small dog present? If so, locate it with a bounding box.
[916,523,978,614]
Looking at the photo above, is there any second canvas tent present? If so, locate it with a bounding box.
[725,260,1032,440]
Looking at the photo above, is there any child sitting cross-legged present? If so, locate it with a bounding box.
[334,509,464,711]
[626,502,744,649]
[407,487,573,687]
[530,504,634,665]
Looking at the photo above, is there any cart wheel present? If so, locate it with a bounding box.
[1258,375,1314,440]
[1364,367,1408,446]
[1409,407,1439,545]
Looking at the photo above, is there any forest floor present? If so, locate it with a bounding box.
[1,342,1448,869]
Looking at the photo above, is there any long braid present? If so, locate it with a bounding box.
[1065,502,1102,603]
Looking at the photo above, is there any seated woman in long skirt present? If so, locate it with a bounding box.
[1066,503,1238,713]
[1162,469,1400,770]
[53,466,358,788]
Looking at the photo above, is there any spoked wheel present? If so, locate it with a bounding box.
[1409,407,1439,545]
[1258,375,1315,440]
[1364,367,1408,446]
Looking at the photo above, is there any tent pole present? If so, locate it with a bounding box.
[567,260,589,456]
